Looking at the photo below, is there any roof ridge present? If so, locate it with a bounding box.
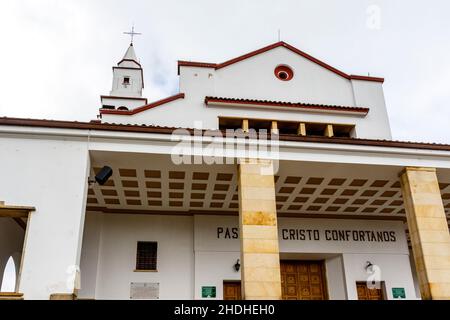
[178,41,384,83]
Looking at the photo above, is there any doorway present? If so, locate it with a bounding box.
[356,282,385,300]
[281,260,327,300]
[223,281,241,300]
[223,260,328,300]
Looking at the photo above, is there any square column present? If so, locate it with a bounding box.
[238,159,282,300]
[400,167,450,300]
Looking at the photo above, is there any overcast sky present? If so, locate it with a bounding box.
[0,0,449,143]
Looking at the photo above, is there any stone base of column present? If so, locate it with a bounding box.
[49,293,77,300]
[0,292,24,300]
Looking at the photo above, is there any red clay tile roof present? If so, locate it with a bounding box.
[1,117,450,152]
[205,97,370,115]
[178,41,384,83]
[99,93,185,115]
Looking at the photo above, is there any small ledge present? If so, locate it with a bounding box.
[205,96,369,117]
[134,269,158,273]
[0,292,24,300]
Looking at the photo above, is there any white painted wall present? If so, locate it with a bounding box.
[102,46,392,140]
[325,255,347,300]
[81,213,194,300]
[78,212,102,299]
[211,47,355,105]
[194,251,240,300]
[342,253,418,300]
[110,68,143,98]
[409,249,422,299]
[196,216,409,254]
[78,213,418,300]
[0,134,90,299]
[194,215,240,300]
[194,215,415,300]
[351,79,392,139]
[278,218,408,254]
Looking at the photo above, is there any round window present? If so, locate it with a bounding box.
[274,65,294,81]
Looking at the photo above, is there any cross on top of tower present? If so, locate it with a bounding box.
[123,25,142,45]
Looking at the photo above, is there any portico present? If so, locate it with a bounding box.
[1,40,449,300]
[73,127,450,300]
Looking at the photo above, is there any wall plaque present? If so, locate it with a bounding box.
[130,282,159,300]
[392,287,406,299]
[201,286,216,298]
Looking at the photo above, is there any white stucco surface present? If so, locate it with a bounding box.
[194,215,417,300]
[325,255,347,300]
[102,45,392,140]
[79,213,194,300]
[342,253,418,300]
[0,135,90,299]
[79,214,418,300]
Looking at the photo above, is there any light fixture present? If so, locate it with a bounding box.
[88,166,113,186]
[365,261,374,273]
[234,259,241,272]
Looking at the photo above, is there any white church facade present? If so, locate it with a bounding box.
[0,41,449,300]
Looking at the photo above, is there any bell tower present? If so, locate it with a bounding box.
[100,27,147,111]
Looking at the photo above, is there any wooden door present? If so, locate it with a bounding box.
[281,260,327,300]
[356,282,384,300]
[223,281,241,300]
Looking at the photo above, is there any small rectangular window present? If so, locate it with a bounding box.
[278,121,300,135]
[333,124,355,138]
[219,117,244,131]
[136,241,157,271]
[123,77,130,85]
[101,105,115,110]
[305,123,327,136]
[248,119,272,133]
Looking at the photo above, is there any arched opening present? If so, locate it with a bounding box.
[1,256,16,292]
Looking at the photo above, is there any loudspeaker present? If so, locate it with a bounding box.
[95,166,113,185]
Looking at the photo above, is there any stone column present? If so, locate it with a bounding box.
[238,159,282,300]
[400,167,450,300]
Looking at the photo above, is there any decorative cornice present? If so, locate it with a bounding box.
[1,117,450,152]
[205,96,370,116]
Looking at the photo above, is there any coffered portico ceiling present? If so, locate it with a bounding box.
[1,118,449,223]
[87,153,450,223]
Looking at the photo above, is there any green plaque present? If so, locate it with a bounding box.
[201,286,216,298]
[392,287,406,299]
